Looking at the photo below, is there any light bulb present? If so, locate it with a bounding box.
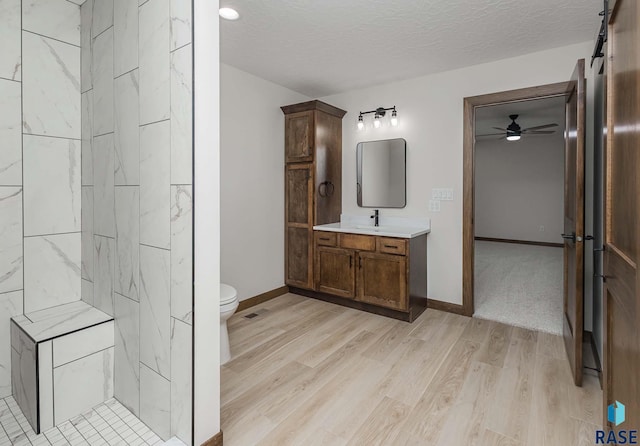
[219,7,240,20]
[506,135,521,141]
[390,110,398,127]
[357,115,364,130]
[374,116,381,128]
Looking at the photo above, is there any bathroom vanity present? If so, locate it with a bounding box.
[282,102,428,322]
[291,222,430,322]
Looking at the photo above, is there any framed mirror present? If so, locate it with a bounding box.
[357,138,407,208]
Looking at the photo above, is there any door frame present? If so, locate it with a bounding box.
[462,81,570,316]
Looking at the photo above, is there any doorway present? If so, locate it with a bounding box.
[461,81,570,317]
[473,97,567,334]
[463,63,588,386]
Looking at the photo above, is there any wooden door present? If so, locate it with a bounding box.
[604,0,640,431]
[285,111,314,163]
[562,59,586,386]
[357,252,407,311]
[285,164,313,288]
[315,247,355,298]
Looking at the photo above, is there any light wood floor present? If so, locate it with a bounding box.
[221,293,602,446]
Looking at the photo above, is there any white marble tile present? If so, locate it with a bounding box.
[0,291,22,398]
[114,70,140,185]
[53,347,114,426]
[53,321,114,366]
[139,0,170,125]
[21,301,112,341]
[140,245,170,378]
[140,364,170,441]
[23,135,81,236]
[22,0,81,46]
[114,293,140,416]
[114,0,138,76]
[170,0,191,51]
[38,340,54,432]
[81,278,93,306]
[93,235,115,316]
[24,233,81,313]
[92,0,113,38]
[0,80,22,185]
[0,0,21,81]
[23,300,86,322]
[93,133,115,237]
[170,186,192,324]
[81,186,94,281]
[0,187,22,294]
[92,27,114,136]
[170,45,192,185]
[22,32,81,139]
[170,318,191,445]
[11,327,37,432]
[81,90,93,185]
[140,120,170,249]
[115,187,139,301]
[80,0,93,92]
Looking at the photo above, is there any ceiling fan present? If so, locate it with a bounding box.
[477,114,558,141]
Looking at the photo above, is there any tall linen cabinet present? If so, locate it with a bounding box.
[281,100,347,289]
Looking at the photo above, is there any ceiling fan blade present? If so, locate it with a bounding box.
[476,133,506,137]
[492,127,508,131]
[523,130,556,135]
[523,123,559,131]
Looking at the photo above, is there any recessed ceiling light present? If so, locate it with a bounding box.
[219,7,239,20]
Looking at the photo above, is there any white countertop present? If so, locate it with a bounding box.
[313,222,430,239]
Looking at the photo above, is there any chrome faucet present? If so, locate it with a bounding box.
[371,209,379,227]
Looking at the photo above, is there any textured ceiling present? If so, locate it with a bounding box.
[220,0,601,97]
[475,96,567,141]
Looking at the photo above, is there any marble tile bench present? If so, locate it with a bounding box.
[10,301,114,434]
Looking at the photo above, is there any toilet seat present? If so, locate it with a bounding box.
[220,283,238,306]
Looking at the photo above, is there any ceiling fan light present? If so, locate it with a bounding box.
[506,134,521,141]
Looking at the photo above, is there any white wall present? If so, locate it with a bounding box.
[220,64,309,301]
[320,41,594,305]
[475,135,565,244]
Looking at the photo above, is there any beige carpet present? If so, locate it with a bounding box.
[474,241,563,335]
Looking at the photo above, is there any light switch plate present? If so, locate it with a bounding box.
[432,188,454,201]
[429,200,441,212]
[444,189,454,201]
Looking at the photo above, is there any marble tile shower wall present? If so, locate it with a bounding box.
[0,0,82,400]
[80,0,193,444]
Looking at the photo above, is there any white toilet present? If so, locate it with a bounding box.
[220,283,239,365]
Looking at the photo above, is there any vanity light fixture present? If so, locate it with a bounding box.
[357,106,398,130]
[219,7,240,20]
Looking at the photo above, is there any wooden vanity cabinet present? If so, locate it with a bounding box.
[312,231,428,321]
[315,246,356,298]
[358,251,407,311]
[282,100,346,290]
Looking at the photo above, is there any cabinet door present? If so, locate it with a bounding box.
[285,164,313,288]
[357,252,408,311]
[315,247,355,298]
[285,111,314,163]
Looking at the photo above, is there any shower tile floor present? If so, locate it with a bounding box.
[0,396,163,446]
